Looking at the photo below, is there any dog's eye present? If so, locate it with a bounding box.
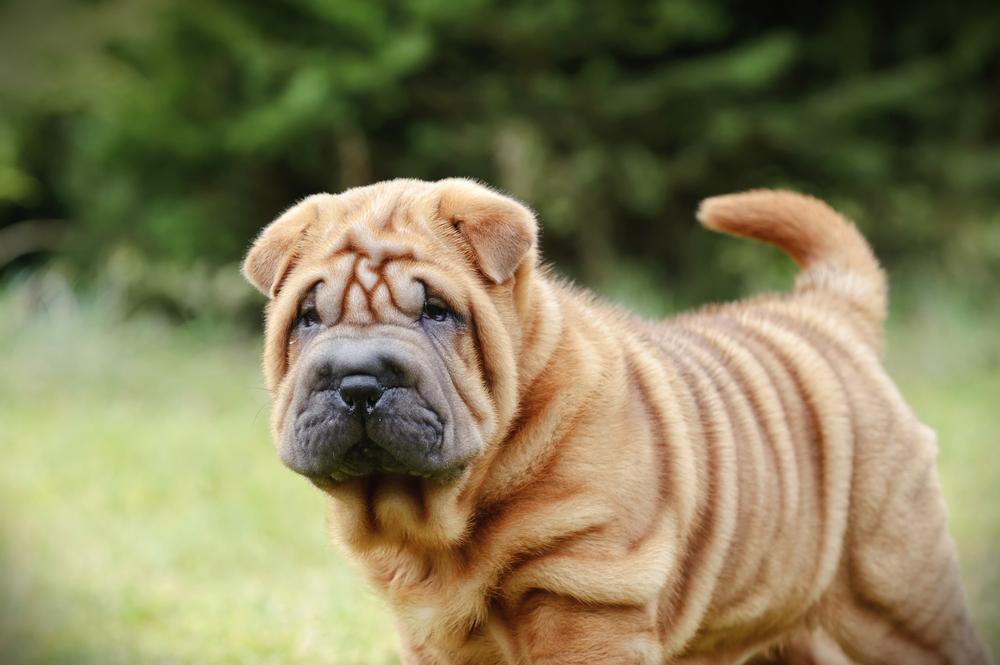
[422,298,450,322]
[297,308,321,328]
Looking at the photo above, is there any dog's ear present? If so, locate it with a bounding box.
[242,194,331,298]
[436,179,537,284]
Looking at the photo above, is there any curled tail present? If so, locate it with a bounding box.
[697,189,887,345]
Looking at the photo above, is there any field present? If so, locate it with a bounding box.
[1,275,997,663]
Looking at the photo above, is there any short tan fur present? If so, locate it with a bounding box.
[243,179,990,665]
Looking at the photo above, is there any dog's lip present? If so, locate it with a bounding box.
[305,470,462,492]
[301,452,467,489]
[295,431,460,488]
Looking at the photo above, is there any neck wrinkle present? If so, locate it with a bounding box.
[466,278,609,513]
[514,277,565,401]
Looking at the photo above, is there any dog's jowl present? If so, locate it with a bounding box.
[243,179,991,664]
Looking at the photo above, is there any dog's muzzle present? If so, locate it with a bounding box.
[281,336,458,485]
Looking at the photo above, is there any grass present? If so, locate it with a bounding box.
[0,276,399,665]
[1,273,997,663]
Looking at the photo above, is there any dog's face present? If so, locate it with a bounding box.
[242,179,536,491]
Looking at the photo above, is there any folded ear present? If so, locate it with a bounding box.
[436,179,537,284]
[241,194,330,298]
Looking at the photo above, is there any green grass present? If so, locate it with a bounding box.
[1,276,997,662]
[0,279,400,664]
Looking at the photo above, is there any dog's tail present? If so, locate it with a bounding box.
[697,189,887,343]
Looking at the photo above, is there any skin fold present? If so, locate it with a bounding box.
[242,179,991,665]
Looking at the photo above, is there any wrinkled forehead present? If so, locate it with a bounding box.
[288,181,474,324]
[317,182,430,253]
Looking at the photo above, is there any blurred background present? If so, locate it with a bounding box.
[1,0,997,662]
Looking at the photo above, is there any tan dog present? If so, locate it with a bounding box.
[242,179,990,664]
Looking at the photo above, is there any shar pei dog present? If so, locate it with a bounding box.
[241,178,990,665]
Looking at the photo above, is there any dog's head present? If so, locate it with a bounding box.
[243,179,537,498]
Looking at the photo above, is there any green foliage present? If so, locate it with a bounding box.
[2,0,1000,303]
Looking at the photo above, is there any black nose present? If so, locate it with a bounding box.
[339,374,384,417]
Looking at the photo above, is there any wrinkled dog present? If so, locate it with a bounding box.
[243,179,990,664]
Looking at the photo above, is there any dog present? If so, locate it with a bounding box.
[241,178,990,664]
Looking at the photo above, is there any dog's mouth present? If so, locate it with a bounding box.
[286,379,460,482]
[328,434,414,481]
[295,423,463,489]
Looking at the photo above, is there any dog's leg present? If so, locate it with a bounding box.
[823,573,989,665]
[822,570,990,665]
[822,423,992,665]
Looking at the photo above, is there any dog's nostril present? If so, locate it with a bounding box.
[339,375,384,415]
